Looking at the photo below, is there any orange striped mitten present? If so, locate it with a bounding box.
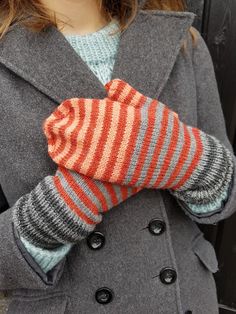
[42,95,142,227]
[43,79,234,205]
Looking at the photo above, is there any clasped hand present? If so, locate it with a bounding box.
[43,78,191,191]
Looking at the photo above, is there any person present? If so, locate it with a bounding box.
[0,0,235,313]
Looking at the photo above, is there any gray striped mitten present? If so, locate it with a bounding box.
[13,166,140,249]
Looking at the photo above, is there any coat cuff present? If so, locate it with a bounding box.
[0,207,66,289]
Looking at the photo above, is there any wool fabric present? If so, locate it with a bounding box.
[43,78,234,205]
[13,16,233,270]
[13,20,142,249]
[64,18,120,85]
[15,19,128,271]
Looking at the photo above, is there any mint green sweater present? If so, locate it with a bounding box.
[21,18,230,273]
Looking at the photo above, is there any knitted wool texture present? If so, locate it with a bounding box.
[12,20,141,250]
[13,18,234,250]
[13,167,140,248]
[43,78,234,206]
[14,78,234,249]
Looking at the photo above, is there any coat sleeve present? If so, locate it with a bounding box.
[0,206,68,290]
[174,27,236,224]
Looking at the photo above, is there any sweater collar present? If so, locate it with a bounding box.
[64,19,120,63]
[0,9,195,104]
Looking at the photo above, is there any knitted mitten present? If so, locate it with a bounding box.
[105,79,234,205]
[43,79,234,205]
[13,165,140,249]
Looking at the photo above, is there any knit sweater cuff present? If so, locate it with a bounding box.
[20,236,73,273]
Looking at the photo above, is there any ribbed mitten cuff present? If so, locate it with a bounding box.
[13,167,140,249]
[12,173,96,249]
[168,132,234,204]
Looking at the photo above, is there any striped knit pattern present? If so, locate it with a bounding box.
[13,20,142,250]
[14,17,234,263]
[43,78,234,205]
[13,168,140,248]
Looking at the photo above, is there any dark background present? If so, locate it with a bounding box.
[0,0,236,312]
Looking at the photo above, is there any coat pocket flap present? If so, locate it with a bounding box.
[7,295,67,314]
[191,233,219,273]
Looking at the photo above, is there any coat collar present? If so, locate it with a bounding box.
[0,9,195,104]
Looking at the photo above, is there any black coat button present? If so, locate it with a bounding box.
[148,219,166,235]
[87,231,105,250]
[159,267,177,284]
[185,311,192,314]
[95,287,113,304]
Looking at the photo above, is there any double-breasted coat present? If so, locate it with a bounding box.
[0,4,236,314]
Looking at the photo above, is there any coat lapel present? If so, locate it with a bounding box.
[0,9,195,105]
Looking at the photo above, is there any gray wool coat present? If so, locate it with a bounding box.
[0,6,236,314]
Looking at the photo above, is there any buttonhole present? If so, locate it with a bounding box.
[141,226,148,231]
